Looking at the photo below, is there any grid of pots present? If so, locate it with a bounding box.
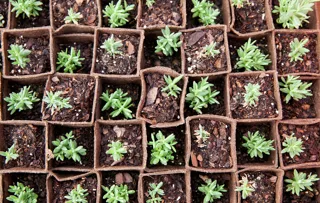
[0,0,320,203]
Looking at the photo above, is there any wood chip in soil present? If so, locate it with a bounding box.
[0,0,8,28]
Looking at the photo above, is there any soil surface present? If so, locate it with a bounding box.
[0,53,3,72]
[190,119,232,169]
[95,33,139,75]
[183,28,227,74]
[100,124,143,167]
[7,34,50,76]
[42,76,95,122]
[229,73,278,119]
[143,173,186,202]
[279,123,320,166]
[2,124,45,169]
[140,0,182,28]
[234,0,268,33]
[52,175,97,203]
[52,0,98,29]
[275,33,319,75]
[0,0,8,28]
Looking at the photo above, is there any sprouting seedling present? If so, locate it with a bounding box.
[285,169,320,196]
[0,144,19,164]
[186,77,220,114]
[198,179,226,203]
[43,91,72,115]
[279,75,312,103]
[243,83,262,107]
[281,133,304,159]
[146,0,155,8]
[52,131,87,164]
[102,184,135,203]
[64,8,83,24]
[100,35,123,57]
[236,38,271,71]
[4,85,40,115]
[231,0,246,8]
[203,42,220,58]
[65,184,88,203]
[103,0,135,28]
[194,124,210,144]
[0,14,5,27]
[7,182,38,203]
[56,47,85,73]
[242,131,275,158]
[155,26,182,56]
[235,175,255,199]
[288,38,310,62]
[10,0,43,18]
[191,0,220,25]
[106,140,127,161]
[8,44,31,68]
[146,182,164,203]
[161,75,183,98]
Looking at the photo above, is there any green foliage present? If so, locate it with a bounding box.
[198,179,227,203]
[103,0,135,28]
[10,0,42,18]
[0,14,5,27]
[102,184,135,203]
[106,140,127,161]
[7,182,38,203]
[64,8,83,24]
[204,42,220,58]
[4,86,40,115]
[100,89,133,119]
[161,75,183,98]
[146,0,155,8]
[100,35,123,57]
[242,131,275,158]
[279,75,312,103]
[272,0,318,29]
[65,184,88,203]
[155,26,182,56]
[235,175,255,199]
[194,124,210,143]
[8,44,31,68]
[0,144,19,164]
[236,38,271,71]
[148,131,177,166]
[281,133,304,159]
[244,83,262,107]
[285,169,319,196]
[146,182,164,203]
[43,91,72,115]
[231,0,245,8]
[186,77,220,114]
[56,47,84,73]
[289,38,310,62]
[191,0,220,25]
[52,131,87,164]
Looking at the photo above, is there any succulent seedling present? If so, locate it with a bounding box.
[203,42,220,58]
[288,38,310,62]
[285,169,319,196]
[242,131,275,158]
[198,179,227,203]
[43,91,72,115]
[161,75,183,98]
[146,0,155,8]
[64,8,83,24]
[0,14,5,27]
[146,182,164,203]
[8,44,31,68]
[231,0,246,8]
[7,182,38,202]
[56,47,85,73]
[191,0,220,25]
[65,184,88,203]
[100,35,123,57]
[281,133,304,159]
[243,83,262,107]
[102,184,135,203]
[194,124,210,144]
[155,26,182,56]
[103,0,135,28]
[279,75,312,103]
[106,140,127,161]
[235,175,255,199]
[0,144,19,164]
[10,0,43,18]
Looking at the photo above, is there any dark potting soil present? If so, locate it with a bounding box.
[190,119,232,169]
[141,73,182,123]
[42,76,95,122]
[7,35,50,76]
[52,175,97,203]
[52,126,94,168]
[140,0,182,27]
[275,33,319,75]
[143,173,186,203]
[102,171,139,203]
[279,123,320,166]
[229,73,278,119]
[95,33,139,75]
[0,53,3,71]
[2,124,45,169]
[52,0,98,29]
[0,0,8,28]
[99,124,143,167]
[183,28,228,74]
[234,0,268,33]
[191,172,231,203]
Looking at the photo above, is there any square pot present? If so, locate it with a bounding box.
[0,1,10,30]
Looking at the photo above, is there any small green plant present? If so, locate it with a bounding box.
[102,184,135,203]
[155,26,182,56]
[273,0,318,29]
[235,175,255,199]
[10,0,43,18]
[65,184,88,203]
[56,47,85,73]
[8,44,31,68]
[146,182,164,203]
[194,124,210,143]
[285,169,319,196]
[281,133,304,159]
[242,131,275,158]
[186,77,220,114]
[236,38,271,71]
[52,131,87,164]
[243,83,262,107]
[148,130,177,166]
[279,75,312,103]
[100,35,123,57]
[0,14,5,27]
[64,8,83,24]
[4,85,40,115]
[161,75,183,98]
[146,0,155,7]
[106,140,127,161]
[103,0,135,28]
[203,42,220,58]
[191,0,220,25]
[43,91,72,115]
[231,0,246,8]
[7,182,38,203]
[0,144,19,164]
[288,38,310,62]
[198,179,227,203]
[100,89,133,119]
